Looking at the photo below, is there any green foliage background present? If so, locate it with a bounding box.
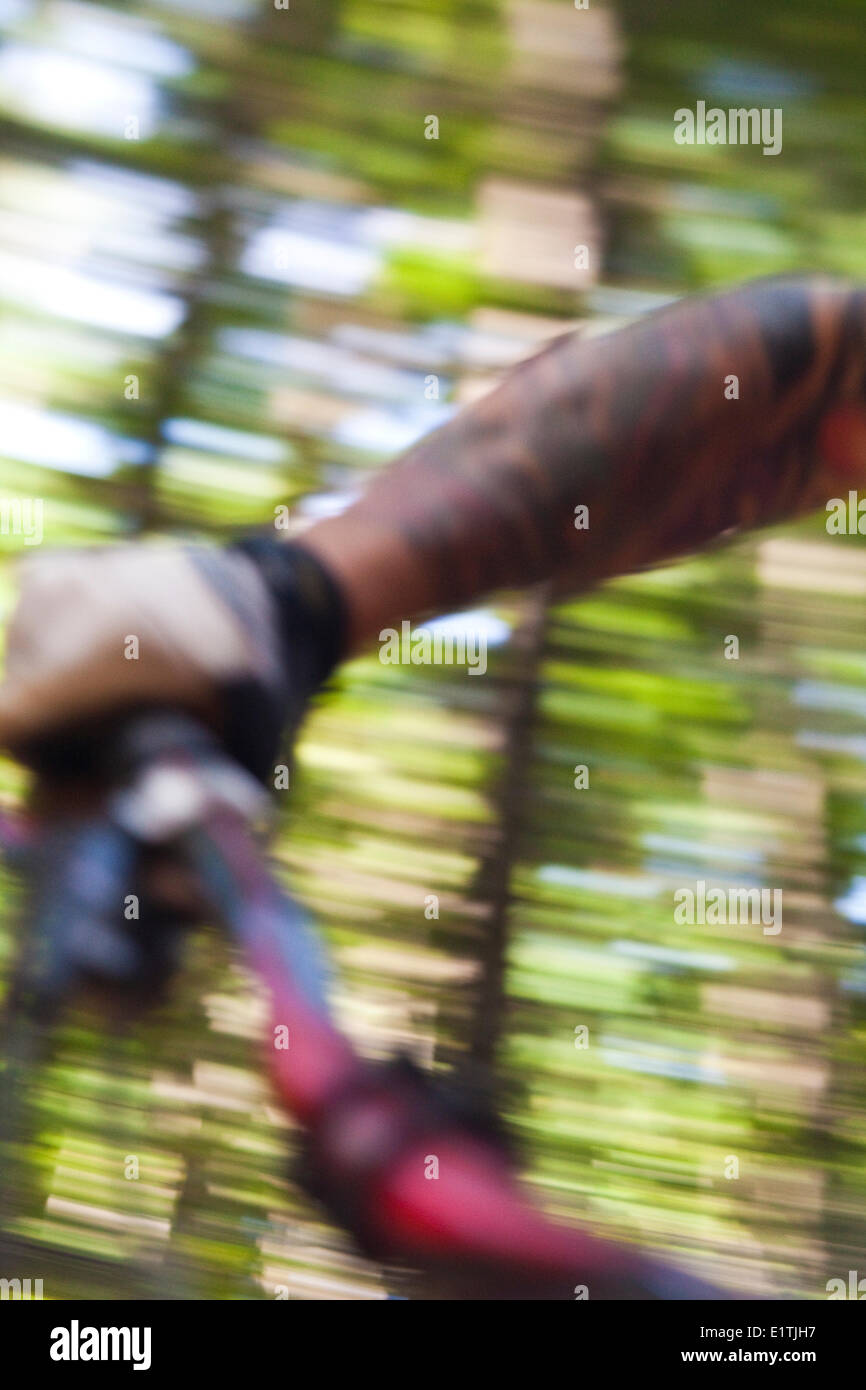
[0,0,865,1298]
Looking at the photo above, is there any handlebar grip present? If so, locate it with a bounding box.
[17,817,140,1018]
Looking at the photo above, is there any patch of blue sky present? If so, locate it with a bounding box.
[0,44,164,138]
[239,227,380,297]
[219,329,437,402]
[161,419,288,464]
[329,403,454,454]
[423,610,511,648]
[0,250,185,337]
[0,401,141,476]
[793,681,866,720]
[833,877,866,927]
[600,1036,726,1085]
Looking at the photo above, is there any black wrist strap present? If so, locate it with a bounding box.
[231,536,347,690]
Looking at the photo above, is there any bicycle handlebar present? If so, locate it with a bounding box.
[0,713,731,1299]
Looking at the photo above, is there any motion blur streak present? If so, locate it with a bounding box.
[0,0,865,1301]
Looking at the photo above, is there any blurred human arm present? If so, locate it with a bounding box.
[300,274,866,647]
[2,274,864,765]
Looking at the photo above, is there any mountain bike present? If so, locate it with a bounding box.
[0,712,728,1300]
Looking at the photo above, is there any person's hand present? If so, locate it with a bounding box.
[0,539,345,780]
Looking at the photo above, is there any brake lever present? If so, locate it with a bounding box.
[106,715,332,1012]
[107,714,271,845]
[0,714,253,1028]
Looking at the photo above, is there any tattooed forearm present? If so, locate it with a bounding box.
[302,275,866,649]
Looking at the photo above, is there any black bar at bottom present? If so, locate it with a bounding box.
[0,1296,859,1377]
